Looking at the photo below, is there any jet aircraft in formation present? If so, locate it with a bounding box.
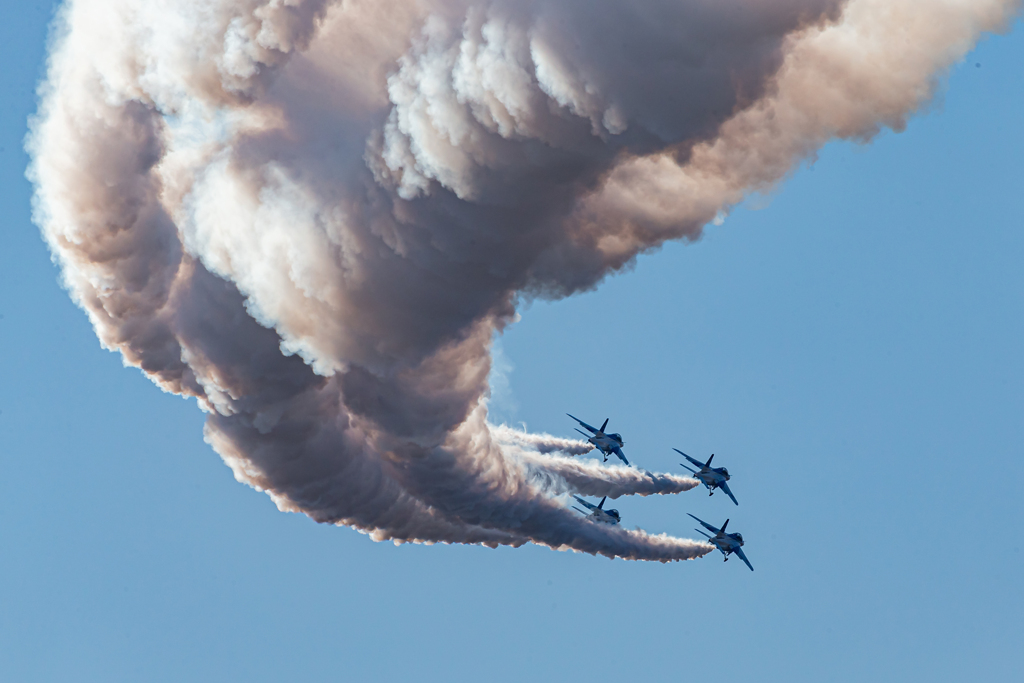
[571,495,621,525]
[562,413,753,570]
[689,514,754,571]
[675,449,738,505]
[566,414,629,465]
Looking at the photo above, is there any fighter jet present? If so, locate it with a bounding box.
[567,414,630,465]
[689,514,753,571]
[675,449,738,505]
[571,495,621,525]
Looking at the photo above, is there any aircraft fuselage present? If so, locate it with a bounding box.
[590,434,623,454]
[592,510,620,525]
[712,534,743,557]
[696,468,727,490]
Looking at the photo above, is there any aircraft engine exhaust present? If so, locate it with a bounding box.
[28,0,1019,561]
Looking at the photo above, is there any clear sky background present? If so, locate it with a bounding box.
[2,4,1022,682]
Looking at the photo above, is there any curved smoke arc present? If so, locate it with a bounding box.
[28,0,1019,560]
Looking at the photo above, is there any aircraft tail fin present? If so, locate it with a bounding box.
[599,418,609,433]
[720,519,729,533]
[598,496,607,509]
[705,454,715,467]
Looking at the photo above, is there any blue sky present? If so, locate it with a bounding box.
[2,4,1022,682]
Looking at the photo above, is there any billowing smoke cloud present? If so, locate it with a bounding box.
[28,0,1018,560]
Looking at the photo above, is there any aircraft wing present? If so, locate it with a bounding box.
[673,448,703,469]
[733,546,754,571]
[719,480,739,506]
[610,445,630,466]
[566,414,598,434]
[572,495,597,511]
[687,513,720,535]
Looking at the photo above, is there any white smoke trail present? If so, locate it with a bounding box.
[562,0,1023,273]
[490,424,593,456]
[27,0,1019,562]
[490,424,699,497]
[516,450,700,500]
